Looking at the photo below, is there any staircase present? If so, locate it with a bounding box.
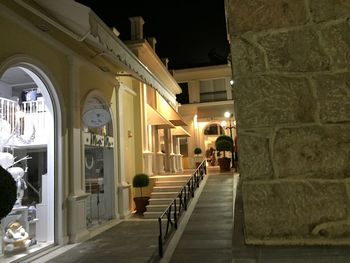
[143,174,191,219]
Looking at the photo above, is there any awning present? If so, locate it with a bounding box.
[157,95,187,126]
[147,105,175,129]
[172,126,191,137]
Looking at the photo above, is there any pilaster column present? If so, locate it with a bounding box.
[67,56,89,242]
[142,84,153,175]
[152,126,157,173]
[116,84,133,218]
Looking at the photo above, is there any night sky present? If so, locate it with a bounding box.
[76,0,230,69]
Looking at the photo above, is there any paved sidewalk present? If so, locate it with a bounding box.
[29,169,212,263]
[43,221,159,263]
[29,169,350,263]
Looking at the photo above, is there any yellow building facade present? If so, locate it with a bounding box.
[0,1,185,262]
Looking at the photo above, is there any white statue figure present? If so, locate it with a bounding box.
[0,152,15,169]
[7,166,27,207]
[3,221,31,252]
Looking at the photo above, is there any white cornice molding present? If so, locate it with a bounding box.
[4,1,178,110]
[89,13,178,109]
[125,40,182,95]
[173,64,231,82]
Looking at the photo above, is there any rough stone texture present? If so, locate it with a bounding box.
[310,0,350,23]
[258,29,330,72]
[231,37,266,76]
[238,133,273,180]
[313,74,350,123]
[235,76,315,128]
[226,0,308,35]
[242,180,349,241]
[274,126,350,179]
[226,0,350,247]
[321,22,350,70]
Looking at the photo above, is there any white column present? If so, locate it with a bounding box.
[174,137,183,172]
[141,84,153,175]
[164,128,170,172]
[168,130,176,173]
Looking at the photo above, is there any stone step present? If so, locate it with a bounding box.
[143,211,162,219]
[153,186,183,192]
[151,192,178,199]
[148,198,175,205]
[152,175,191,182]
[155,180,188,186]
[145,204,168,212]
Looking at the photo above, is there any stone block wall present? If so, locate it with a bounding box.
[226,0,350,244]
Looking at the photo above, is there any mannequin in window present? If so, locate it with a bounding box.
[7,166,27,207]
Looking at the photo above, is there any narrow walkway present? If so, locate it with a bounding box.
[167,172,235,263]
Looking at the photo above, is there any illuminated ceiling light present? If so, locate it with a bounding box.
[221,121,227,128]
[224,111,231,118]
[230,79,235,86]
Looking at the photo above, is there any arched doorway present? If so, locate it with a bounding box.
[0,64,61,259]
[82,93,115,227]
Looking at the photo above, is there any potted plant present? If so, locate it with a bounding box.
[132,173,150,215]
[194,147,202,167]
[215,135,233,172]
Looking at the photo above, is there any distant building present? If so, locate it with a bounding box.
[172,64,235,169]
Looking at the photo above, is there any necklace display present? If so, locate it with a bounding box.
[85,154,94,170]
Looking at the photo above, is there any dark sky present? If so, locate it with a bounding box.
[76,0,230,69]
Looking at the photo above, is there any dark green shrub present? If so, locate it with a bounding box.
[132,173,150,197]
[194,147,202,155]
[215,135,233,145]
[0,165,16,220]
[215,136,233,158]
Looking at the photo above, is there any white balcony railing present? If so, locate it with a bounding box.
[0,97,49,147]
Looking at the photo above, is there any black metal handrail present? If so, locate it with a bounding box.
[158,160,207,257]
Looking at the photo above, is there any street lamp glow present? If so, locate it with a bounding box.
[224,111,231,118]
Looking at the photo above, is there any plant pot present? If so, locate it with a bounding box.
[218,157,231,172]
[133,196,150,215]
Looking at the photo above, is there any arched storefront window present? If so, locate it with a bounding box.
[203,123,225,135]
[0,65,58,260]
[82,95,115,228]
